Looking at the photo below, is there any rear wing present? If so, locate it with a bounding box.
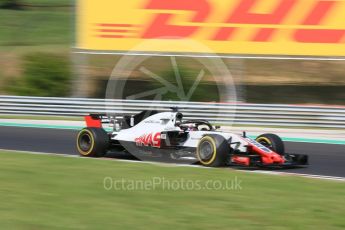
[84,110,159,130]
[84,113,131,130]
[84,114,106,128]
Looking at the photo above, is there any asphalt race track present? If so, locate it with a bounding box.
[0,126,344,177]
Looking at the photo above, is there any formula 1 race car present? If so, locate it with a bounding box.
[76,109,308,167]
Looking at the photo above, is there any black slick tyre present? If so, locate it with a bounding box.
[196,134,230,167]
[255,133,285,155]
[76,128,109,157]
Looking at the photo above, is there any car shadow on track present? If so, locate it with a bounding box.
[101,152,308,170]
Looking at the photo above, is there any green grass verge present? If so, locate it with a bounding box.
[0,9,73,47]
[0,151,344,229]
[18,0,74,5]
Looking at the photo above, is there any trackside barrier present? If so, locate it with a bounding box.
[0,95,344,128]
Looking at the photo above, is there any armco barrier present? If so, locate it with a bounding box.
[0,95,344,128]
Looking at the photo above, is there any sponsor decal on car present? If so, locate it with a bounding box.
[135,132,161,147]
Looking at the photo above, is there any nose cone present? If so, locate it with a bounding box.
[271,153,284,164]
[262,153,285,164]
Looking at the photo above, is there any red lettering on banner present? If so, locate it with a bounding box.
[252,28,276,42]
[142,0,210,38]
[229,0,296,24]
[138,0,344,44]
[213,0,296,41]
[294,1,345,43]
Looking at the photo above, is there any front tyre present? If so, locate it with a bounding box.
[255,133,285,155]
[77,128,109,157]
[196,134,230,167]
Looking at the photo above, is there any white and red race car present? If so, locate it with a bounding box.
[76,109,308,167]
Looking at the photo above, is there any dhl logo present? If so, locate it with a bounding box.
[78,0,345,56]
[141,0,345,43]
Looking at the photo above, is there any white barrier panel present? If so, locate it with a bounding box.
[0,95,344,128]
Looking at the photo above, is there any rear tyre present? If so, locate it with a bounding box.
[77,128,109,157]
[255,133,285,155]
[196,134,230,167]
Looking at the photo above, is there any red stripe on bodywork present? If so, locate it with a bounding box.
[244,137,285,164]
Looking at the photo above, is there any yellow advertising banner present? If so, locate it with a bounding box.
[77,0,345,56]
